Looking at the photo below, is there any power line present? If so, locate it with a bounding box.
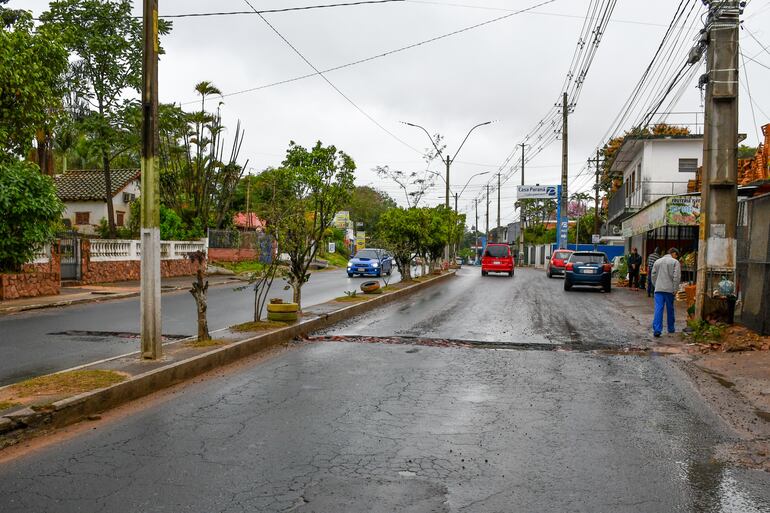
[180,0,556,106]
[157,0,403,18]
[243,0,420,153]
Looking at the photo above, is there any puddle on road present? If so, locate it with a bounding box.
[48,330,189,341]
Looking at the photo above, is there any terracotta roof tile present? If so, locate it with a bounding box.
[54,169,140,201]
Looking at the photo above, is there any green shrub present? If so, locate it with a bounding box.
[0,161,64,272]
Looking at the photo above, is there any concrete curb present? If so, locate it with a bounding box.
[0,271,455,441]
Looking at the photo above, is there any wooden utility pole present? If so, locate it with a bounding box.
[591,149,603,237]
[559,92,569,248]
[695,1,740,320]
[475,198,479,262]
[140,0,162,359]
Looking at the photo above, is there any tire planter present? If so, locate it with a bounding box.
[360,280,381,293]
[267,302,299,313]
[267,311,299,322]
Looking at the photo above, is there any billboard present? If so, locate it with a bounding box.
[355,231,366,251]
[666,195,701,226]
[517,185,558,199]
[333,211,351,230]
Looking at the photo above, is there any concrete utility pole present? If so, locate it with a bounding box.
[559,92,569,249]
[592,149,602,237]
[519,143,526,265]
[475,198,479,261]
[496,172,501,242]
[695,1,740,320]
[140,0,161,359]
[485,184,490,240]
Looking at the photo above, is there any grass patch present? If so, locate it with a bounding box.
[318,251,349,268]
[12,370,127,396]
[0,400,20,411]
[213,260,268,274]
[184,338,230,348]
[231,320,289,332]
[334,295,371,302]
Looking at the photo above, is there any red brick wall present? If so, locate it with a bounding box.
[78,259,203,285]
[0,272,60,300]
[208,248,258,262]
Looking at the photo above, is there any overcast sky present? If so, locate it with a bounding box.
[18,0,770,225]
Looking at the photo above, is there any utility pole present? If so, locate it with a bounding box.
[593,149,601,237]
[140,0,161,359]
[695,1,740,321]
[485,184,490,241]
[519,143,526,264]
[475,198,479,263]
[496,172,501,243]
[559,92,569,249]
[454,192,458,213]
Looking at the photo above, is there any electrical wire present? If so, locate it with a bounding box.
[180,0,556,106]
[157,0,404,18]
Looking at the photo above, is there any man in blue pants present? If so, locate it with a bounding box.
[650,247,681,337]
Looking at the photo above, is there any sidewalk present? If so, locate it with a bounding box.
[0,274,244,315]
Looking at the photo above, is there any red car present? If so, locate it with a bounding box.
[481,243,514,277]
[546,249,574,278]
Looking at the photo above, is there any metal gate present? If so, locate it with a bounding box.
[59,234,81,281]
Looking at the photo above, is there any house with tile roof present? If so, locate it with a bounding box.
[54,169,140,234]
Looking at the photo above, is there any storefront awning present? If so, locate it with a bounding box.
[621,194,701,237]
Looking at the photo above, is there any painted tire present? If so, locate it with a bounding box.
[267,311,298,322]
[267,302,299,313]
[360,280,381,293]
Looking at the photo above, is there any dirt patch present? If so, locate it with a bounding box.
[685,324,770,353]
[231,320,290,332]
[0,401,20,411]
[184,338,230,348]
[333,295,371,302]
[8,370,128,397]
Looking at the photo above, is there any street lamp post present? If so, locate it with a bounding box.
[402,121,492,262]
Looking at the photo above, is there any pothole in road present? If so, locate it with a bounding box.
[48,330,189,341]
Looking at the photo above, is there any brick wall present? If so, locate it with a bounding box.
[208,248,258,262]
[0,272,60,300]
[78,258,202,285]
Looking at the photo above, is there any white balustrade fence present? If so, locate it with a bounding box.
[31,244,51,264]
[89,239,207,262]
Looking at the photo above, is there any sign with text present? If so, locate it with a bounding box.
[517,185,558,200]
[355,232,366,251]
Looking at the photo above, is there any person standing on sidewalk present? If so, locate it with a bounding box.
[650,247,681,338]
[627,247,642,290]
[646,247,661,297]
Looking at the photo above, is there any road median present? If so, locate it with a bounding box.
[0,271,455,448]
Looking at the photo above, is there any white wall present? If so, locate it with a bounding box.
[642,138,701,203]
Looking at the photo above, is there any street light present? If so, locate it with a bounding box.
[401,120,492,261]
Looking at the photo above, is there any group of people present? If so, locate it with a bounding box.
[626,246,682,338]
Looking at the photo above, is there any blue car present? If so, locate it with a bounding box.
[564,251,612,293]
[347,248,393,277]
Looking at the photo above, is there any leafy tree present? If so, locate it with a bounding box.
[158,84,246,233]
[0,161,64,272]
[343,186,396,238]
[374,165,435,208]
[40,0,171,236]
[255,142,355,308]
[0,6,68,163]
[738,145,757,159]
[377,208,419,281]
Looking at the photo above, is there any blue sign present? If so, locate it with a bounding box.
[555,185,568,249]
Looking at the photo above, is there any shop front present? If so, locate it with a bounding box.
[622,194,700,284]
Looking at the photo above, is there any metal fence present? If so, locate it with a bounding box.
[737,194,770,335]
[208,229,273,264]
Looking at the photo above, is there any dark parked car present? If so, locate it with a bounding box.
[564,251,612,292]
[481,243,514,277]
[347,248,393,277]
[546,249,574,278]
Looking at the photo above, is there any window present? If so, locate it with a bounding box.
[679,158,698,173]
[116,211,125,226]
[75,212,90,225]
[484,245,510,258]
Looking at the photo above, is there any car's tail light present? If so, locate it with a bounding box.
[603,263,612,272]
[565,262,573,271]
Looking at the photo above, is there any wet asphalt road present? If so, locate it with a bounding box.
[0,269,404,386]
[1,267,769,512]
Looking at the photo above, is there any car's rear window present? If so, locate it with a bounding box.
[553,251,571,260]
[569,253,607,264]
[485,245,510,258]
